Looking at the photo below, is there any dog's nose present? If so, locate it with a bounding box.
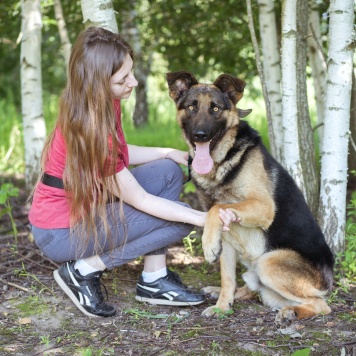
[193,131,208,141]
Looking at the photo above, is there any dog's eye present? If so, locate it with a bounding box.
[188,106,194,111]
[213,107,219,112]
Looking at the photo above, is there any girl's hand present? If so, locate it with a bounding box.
[165,149,189,166]
[219,208,240,231]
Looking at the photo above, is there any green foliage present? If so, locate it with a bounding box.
[80,348,93,356]
[15,295,49,316]
[124,308,170,319]
[0,93,24,174]
[39,335,51,347]
[336,190,356,281]
[0,182,19,244]
[183,231,198,256]
[290,349,311,356]
[145,0,257,80]
[212,307,234,319]
[14,262,55,295]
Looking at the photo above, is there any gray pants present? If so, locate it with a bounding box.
[31,159,194,269]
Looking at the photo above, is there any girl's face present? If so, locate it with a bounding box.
[110,54,138,99]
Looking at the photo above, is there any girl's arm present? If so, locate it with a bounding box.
[110,167,206,227]
[128,144,188,166]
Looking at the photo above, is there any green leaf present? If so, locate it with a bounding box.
[291,348,311,356]
[0,191,7,204]
[0,207,11,218]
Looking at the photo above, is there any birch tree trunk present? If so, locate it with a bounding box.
[281,0,306,195]
[54,0,72,68]
[296,0,318,216]
[121,3,150,127]
[348,70,356,192]
[81,0,118,33]
[257,0,283,163]
[307,1,327,151]
[21,0,46,191]
[318,0,354,253]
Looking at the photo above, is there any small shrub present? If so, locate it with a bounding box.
[0,182,19,244]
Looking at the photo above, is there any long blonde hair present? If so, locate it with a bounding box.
[41,27,133,254]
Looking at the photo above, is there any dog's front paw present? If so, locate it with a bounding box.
[201,286,221,300]
[202,305,233,317]
[203,233,222,263]
[275,307,297,327]
[204,244,222,263]
[234,285,258,301]
[202,305,218,317]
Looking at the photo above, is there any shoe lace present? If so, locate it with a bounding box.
[167,269,188,289]
[89,273,109,304]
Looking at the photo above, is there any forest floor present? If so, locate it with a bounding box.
[0,183,355,356]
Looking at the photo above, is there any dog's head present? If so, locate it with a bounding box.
[166,71,252,175]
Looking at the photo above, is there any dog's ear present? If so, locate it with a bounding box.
[213,74,246,105]
[237,109,252,118]
[166,71,198,103]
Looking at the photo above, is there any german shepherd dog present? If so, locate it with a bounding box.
[166,71,334,325]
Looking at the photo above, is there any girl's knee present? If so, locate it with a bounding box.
[161,159,183,183]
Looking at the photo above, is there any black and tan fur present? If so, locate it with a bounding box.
[166,71,334,324]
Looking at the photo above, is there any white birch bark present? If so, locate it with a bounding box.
[21,0,46,190]
[122,6,150,127]
[318,0,354,253]
[281,0,306,195]
[307,1,327,150]
[81,0,118,33]
[54,0,72,68]
[257,0,283,164]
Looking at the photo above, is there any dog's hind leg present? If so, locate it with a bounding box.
[234,284,258,300]
[254,249,332,325]
[202,284,258,301]
[202,240,237,317]
[201,286,221,300]
[275,298,331,326]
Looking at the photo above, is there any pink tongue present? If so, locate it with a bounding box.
[192,142,214,175]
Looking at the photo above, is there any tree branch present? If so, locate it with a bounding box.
[309,23,328,66]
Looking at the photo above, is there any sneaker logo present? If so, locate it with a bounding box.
[86,286,92,297]
[162,292,179,301]
[67,264,91,306]
[137,284,180,301]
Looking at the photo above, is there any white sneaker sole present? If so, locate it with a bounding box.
[53,270,99,318]
[135,295,204,306]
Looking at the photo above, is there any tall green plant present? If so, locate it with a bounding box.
[0,182,19,244]
[337,188,356,280]
[0,93,24,174]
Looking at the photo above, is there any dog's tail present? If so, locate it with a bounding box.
[321,264,334,292]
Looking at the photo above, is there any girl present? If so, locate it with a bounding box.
[29,26,235,318]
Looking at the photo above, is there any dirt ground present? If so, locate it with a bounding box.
[0,189,355,356]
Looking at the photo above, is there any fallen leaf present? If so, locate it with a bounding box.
[154,331,161,338]
[19,317,31,325]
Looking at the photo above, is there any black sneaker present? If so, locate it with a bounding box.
[53,261,116,317]
[135,269,205,306]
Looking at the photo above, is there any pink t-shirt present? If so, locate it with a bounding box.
[29,100,129,229]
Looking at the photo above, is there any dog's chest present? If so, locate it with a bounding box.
[223,226,266,268]
[193,175,243,209]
